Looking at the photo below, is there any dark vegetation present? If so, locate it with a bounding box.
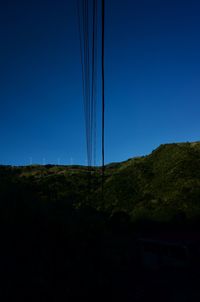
[1,142,200,301]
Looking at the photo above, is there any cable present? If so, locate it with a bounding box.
[102,0,105,192]
[77,0,105,199]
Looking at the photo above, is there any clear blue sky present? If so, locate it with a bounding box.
[1,0,200,166]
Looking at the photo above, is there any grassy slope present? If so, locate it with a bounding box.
[101,142,200,221]
[1,141,200,222]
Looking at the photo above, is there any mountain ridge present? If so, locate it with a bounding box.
[1,140,200,222]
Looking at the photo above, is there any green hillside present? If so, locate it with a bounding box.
[1,141,200,300]
[100,141,200,222]
[1,141,200,223]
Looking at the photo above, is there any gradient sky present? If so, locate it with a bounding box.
[1,0,200,166]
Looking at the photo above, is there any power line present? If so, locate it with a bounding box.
[77,0,105,200]
[101,0,105,188]
[77,0,98,168]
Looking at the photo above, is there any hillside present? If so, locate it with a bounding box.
[1,141,200,222]
[1,141,200,301]
[101,141,200,222]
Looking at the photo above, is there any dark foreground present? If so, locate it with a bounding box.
[1,204,200,302]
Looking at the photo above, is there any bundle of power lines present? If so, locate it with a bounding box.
[77,0,105,177]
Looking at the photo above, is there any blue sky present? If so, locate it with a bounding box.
[0,0,200,166]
